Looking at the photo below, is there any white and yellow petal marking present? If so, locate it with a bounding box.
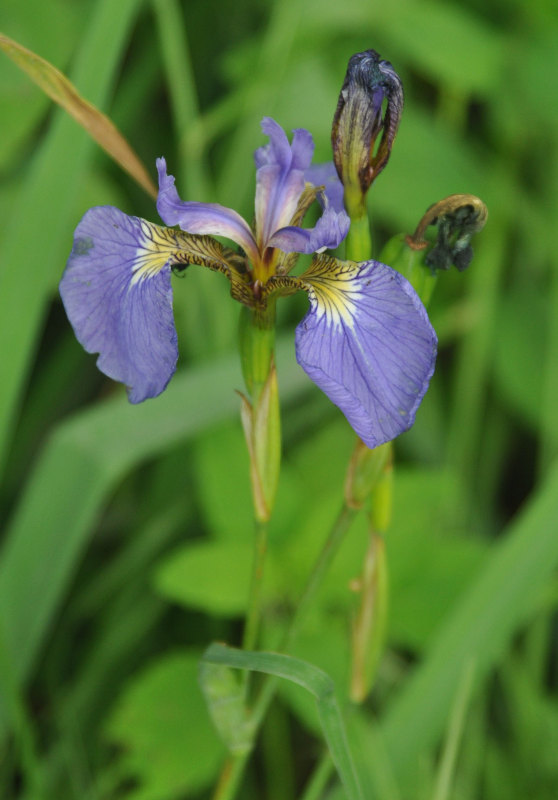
[130,220,191,285]
[301,255,362,330]
[128,219,243,287]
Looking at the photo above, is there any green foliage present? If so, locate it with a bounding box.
[154,540,280,616]
[201,644,364,800]
[0,0,557,798]
[388,469,488,649]
[105,651,225,798]
[493,284,547,432]
[0,0,82,167]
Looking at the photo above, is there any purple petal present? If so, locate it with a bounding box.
[254,118,314,171]
[305,162,346,214]
[254,117,292,170]
[269,206,350,254]
[156,158,259,264]
[59,206,179,403]
[254,118,314,248]
[295,259,437,448]
[290,127,315,170]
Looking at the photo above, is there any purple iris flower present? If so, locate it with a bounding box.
[60,117,436,449]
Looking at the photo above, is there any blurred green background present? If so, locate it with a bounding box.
[1,0,558,798]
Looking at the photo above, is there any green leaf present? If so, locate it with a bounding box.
[377,460,558,794]
[493,285,547,433]
[495,658,558,794]
[375,107,488,232]
[105,651,224,799]
[0,339,308,721]
[432,660,476,800]
[194,422,253,544]
[0,0,143,475]
[199,661,253,755]
[202,644,364,800]
[276,620,352,736]
[0,32,157,197]
[0,0,81,168]
[153,540,281,617]
[388,469,488,650]
[378,0,505,95]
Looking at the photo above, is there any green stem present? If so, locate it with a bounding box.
[280,503,357,654]
[212,758,244,800]
[249,503,357,738]
[239,303,276,401]
[237,300,280,703]
[345,207,372,262]
[212,504,358,800]
[242,518,268,655]
[299,751,334,800]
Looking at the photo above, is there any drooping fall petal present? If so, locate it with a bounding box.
[60,206,180,402]
[295,256,437,448]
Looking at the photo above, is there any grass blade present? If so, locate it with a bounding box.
[0,338,307,716]
[379,459,558,792]
[0,0,143,476]
[151,0,210,199]
[202,643,364,800]
[432,659,476,800]
[0,32,156,198]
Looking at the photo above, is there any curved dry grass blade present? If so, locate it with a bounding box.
[0,32,157,198]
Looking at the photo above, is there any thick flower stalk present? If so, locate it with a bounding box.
[60,116,436,451]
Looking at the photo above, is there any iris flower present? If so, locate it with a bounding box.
[60,117,436,449]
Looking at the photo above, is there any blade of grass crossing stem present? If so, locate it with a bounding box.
[377,460,558,794]
[432,660,476,800]
[201,644,364,800]
[299,752,334,800]
[0,0,142,477]
[0,340,307,730]
[0,33,157,198]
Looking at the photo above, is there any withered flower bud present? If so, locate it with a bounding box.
[332,50,403,209]
[406,194,488,273]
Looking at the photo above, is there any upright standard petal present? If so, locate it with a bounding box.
[60,206,180,403]
[156,158,259,265]
[295,256,437,448]
[304,162,346,214]
[254,118,314,248]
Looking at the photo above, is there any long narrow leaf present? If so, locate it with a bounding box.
[432,659,476,800]
[378,460,558,793]
[0,33,156,198]
[0,338,307,720]
[202,643,364,800]
[0,0,142,475]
